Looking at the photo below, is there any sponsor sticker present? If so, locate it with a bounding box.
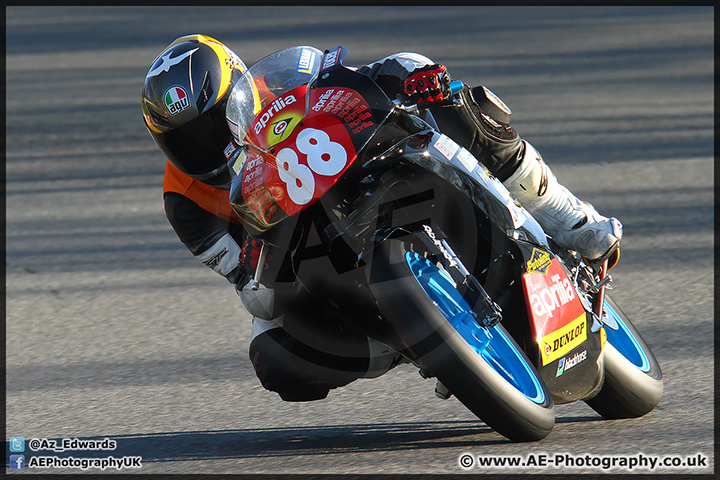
[556,349,588,377]
[423,225,458,268]
[541,313,587,365]
[231,148,247,175]
[164,86,191,115]
[297,48,318,74]
[434,134,460,161]
[456,147,478,173]
[526,247,552,275]
[321,48,341,70]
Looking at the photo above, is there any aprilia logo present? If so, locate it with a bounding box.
[529,273,576,318]
[254,95,297,135]
[224,141,238,160]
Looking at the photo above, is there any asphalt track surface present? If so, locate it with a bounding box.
[5,6,714,475]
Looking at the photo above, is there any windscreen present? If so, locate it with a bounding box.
[226,46,322,150]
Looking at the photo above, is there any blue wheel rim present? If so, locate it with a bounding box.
[603,301,651,373]
[406,251,546,404]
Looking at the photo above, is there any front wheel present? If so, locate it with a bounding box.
[585,296,663,418]
[368,239,555,442]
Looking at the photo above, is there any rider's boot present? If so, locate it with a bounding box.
[503,141,623,262]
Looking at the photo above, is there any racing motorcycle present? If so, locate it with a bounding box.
[224,46,663,442]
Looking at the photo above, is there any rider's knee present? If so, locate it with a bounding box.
[248,325,367,402]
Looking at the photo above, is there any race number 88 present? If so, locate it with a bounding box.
[276,128,348,205]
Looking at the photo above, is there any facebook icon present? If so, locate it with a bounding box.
[9,454,25,470]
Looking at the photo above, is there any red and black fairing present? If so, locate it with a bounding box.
[229,60,396,237]
[227,51,604,403]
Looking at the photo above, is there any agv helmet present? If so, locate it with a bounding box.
[142,34,247,188]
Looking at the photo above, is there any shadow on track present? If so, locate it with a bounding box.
[5,417,602,465]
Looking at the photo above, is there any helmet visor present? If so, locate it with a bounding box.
[151,99,232,185]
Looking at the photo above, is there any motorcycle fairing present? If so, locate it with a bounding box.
[520,252,604,403]
[229,62,398,235]
[522,256,587,366]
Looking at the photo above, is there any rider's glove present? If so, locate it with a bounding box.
[240,238,270,273]
[237,236,275,319]
[401,64,451,105]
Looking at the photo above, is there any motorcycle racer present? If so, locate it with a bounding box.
[142,39,622,402]
[143,37,407,402]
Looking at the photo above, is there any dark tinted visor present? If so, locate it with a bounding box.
[152,100,231,182]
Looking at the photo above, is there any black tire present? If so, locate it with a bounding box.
[585,296,663,419]
[368,239,555,442]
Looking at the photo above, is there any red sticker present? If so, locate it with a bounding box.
[521,258,586,339]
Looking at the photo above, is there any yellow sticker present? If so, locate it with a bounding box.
[526,247,552,275]
[232,148,247,175]
[540,313,587,365]
[600,325,607,350]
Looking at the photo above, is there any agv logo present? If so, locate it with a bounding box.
[165,86,191,115]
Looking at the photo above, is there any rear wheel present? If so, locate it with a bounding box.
[368,239,555,442]
[585,296,663,418]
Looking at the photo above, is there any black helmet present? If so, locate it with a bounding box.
[141,34,247,188]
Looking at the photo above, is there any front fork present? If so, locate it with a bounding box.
[592,259,609,320]
[250,240,269,291]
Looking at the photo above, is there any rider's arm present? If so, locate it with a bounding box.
[164,191,250,288]
[359,52,523,182]
[358,52,437,98]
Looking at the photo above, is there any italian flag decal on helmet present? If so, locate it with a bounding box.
[165,86,190,115]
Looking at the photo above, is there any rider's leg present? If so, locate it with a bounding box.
[248,315,406,401]
[503,140,622,261]
[430,85,622,261]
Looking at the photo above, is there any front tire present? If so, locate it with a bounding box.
[585,296,663,418]
[368,239,555,442]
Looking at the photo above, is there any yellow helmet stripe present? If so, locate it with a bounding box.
[197,35,245,102]
[160,34,245,106]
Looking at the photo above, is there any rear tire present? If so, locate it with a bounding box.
[368,239,555,442]
[585,297,663,418]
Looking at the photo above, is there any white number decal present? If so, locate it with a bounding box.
[297,128,347,176]
[276,148,315,206]
[276,127,348,205]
